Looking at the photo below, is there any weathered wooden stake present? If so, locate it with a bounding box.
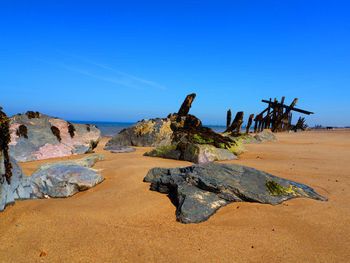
[246,114,254,133]
[178,93,196,116]
[226,109,231,129]
[258,115,264,132]
[227,111,244,133]
[254,115,259,133]
[265,98,272,129]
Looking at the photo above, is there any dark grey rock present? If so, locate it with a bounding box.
[144,162,327,224]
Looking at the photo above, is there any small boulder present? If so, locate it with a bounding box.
[145,143,237,163]
[254,131,278,142]
[30,164,104,198]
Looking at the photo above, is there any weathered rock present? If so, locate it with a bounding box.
[30,164,104,198]
[145,143,237,163]
[104,145,136,153]
[107,94,245,163]
[144,162,327,224]
[33,154,105,174]
[0,156,35,211]
[9,112,101,162]
[254,131,278,142]
[1,154,105,211]
[105,118,172,147]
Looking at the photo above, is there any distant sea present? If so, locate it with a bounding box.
[71,121,227,136]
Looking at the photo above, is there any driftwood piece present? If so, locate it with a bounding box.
[178,93,196,116]
[226,109,231,129]
[246,114,254,134]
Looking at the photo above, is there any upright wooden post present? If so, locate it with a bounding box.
[227,111,244,133]
[246,114,254,133]
[258,115,264,132]
[265,98,272,129]
[254,115,259,133]
[226,109,231,130]
[280,96,285,128]
[236,111,244,133]
[178,93,196,116]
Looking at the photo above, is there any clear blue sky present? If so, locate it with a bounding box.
[1,1,349,126]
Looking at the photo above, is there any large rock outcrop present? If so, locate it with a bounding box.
[9,111,101,162]
[106,94,244,163]
[144,162,327,224]
[105,118,172,147]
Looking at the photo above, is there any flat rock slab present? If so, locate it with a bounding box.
[33,154,105,173]
[31,164,104,198]
[104,145,136,153]
[144,162,327,224]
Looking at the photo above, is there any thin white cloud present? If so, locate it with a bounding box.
[59,65,142,90]
[85,61,166,90]
[54,50,166,90]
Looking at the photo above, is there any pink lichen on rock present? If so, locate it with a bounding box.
[8,112,101,162]
[34,143,73,160]
[9,123,21,145]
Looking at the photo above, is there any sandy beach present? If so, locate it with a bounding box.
[0,129,349,262]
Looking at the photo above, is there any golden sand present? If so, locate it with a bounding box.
[0,129,349,262]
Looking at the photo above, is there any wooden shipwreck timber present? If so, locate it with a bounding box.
[225,97,313,133]
[253,97,313,132]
